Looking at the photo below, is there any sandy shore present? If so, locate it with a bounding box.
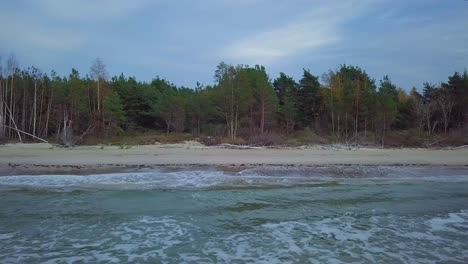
[0,142,467,175]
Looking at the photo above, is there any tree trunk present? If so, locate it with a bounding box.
[0,124,47,143]
[260,99,265,134]
[426,116,431,135]
[0,79,4,137]
[382,114,386,148]
[345,112,348,140]
[331,110,335,136]
[354,78,360,138]
[225,113,230,138]
[97,79,101,114]
[11,75,15,139]
[21,80,26,131]
[431,121,439,135]
[443,113,448,135]
[230,81,234,139]
[5,104,22,141]
[38,84,44,137]
[364,117,367,138]
[234,106,239,138]
[355,111,358,138]
[337,115,341,139]
[33,79,37,137]
[60,110,73,146]
[5,77,9,137]
[44,86,53,138]
[87,83,93,114]
[230,118,233,139]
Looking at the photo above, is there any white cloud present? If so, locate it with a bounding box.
[223,0,378,65]
[225,21,337,64]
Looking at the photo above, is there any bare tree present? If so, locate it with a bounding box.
[423,101,437,134]
[412,97,425,132]
[6,55,19,139]
[436,91,455,134]
[0,56,4,138]
[4,104,22,141]
[58,110,73,146]
[90,58,108,115]
[31,67,42,137]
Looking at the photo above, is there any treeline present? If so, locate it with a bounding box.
[0,54,466,146]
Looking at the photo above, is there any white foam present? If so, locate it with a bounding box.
[0,170,338,191]
[2,211,468,263]
[0,233,15,242]
[1,168,468,263]
[427,210,468,232]
[1,216,198,263]
[2,167,467,191]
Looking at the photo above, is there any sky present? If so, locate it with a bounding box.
[1,0,467,90]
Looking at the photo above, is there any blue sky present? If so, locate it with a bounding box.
[1,0,467,90]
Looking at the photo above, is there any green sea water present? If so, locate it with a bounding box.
[0,166,467,263]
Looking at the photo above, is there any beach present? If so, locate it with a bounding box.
[0,143,466,175]
[1,143,468,262]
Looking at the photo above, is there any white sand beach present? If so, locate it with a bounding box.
[0,143,466,175]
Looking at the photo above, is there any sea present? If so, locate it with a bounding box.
[0,166,467,263]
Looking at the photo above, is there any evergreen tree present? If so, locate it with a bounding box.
[297,69,321,129]
[273,73,299,133]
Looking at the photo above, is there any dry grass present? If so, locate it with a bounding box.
[199,136,247,146]
[248,132,285,146]
[77,127,467,148]
[285,128,330,146]
[83,132,195,145]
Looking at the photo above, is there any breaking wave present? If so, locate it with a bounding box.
[0,166,467,191]
[1,211,467,263]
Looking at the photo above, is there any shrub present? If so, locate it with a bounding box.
[222,137,247,145]
[248,132,285,146]
[199,136,221,146]
[82,131,195,145]
[289,128,328,145]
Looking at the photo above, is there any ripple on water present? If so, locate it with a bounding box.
[1,211,467,263]
[1,167,467,192]
[0,170,341,191]
[1,168,467,263]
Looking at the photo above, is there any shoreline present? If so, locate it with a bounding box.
[1,143,467,175]
[2,164,468,177]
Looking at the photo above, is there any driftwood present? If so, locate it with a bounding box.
[77,125,93,144]
[426,136,449,147]
[4,105,22,141]
[451,145,468,150]
[219,143,264,149]
[0,124,48,143]
[57,124,93,147]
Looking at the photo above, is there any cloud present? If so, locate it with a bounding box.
[38,0,153,21]
[0,12,85,52]
[225,22,337,64]
[222,0,378,65]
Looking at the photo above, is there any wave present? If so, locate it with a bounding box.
[0,171,336,191]
[2,211,467,263]
[205,210,468,263]
[0,167,467,191]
